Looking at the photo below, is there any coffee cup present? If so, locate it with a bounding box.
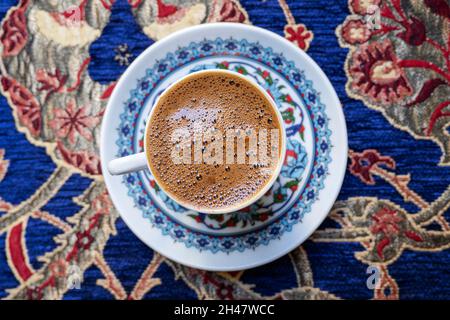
[107,69,286,214]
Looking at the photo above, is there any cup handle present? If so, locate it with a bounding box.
[107,152,147,175]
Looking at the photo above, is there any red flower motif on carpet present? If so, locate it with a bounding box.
[284,24,313,51]
[370,207,403,238]
[350,0,381,15]
[349,40,412,104]
[49,99,100,145]
[370,207,423,259]
[75,230,95,250]
[341,19,372,45]
[339,0,450,165]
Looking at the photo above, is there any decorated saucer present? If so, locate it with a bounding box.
[100,23,347,271]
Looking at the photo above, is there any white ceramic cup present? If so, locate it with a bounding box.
[107,69,286,214]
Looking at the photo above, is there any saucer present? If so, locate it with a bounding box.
[100,23,347,271]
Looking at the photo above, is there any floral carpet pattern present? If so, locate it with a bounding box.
[0,0,449,300]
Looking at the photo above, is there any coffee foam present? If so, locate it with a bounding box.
[146,71,282,211]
